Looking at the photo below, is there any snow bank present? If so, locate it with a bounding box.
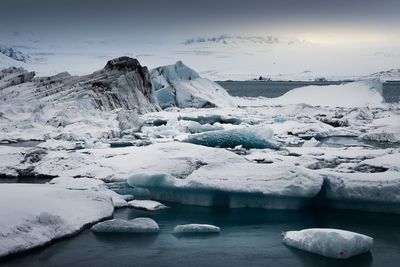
[283,228,373,259]
[0,184,114,257]
[128,199,168,211]
[184,126,280,149]
[150,61,235,108]
[173,224,220,234]
[268,80,384,107]
[91,218,159,233]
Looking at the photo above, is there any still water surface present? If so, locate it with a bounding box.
[1,204,400,267]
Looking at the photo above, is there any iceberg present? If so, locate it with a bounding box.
[184,126,280,149]
[91,218,159,233]
[282,228,373,259]
[150,61,235,108]
[128,199,168,211]
[173,224,220,234]
[0,184,113,257]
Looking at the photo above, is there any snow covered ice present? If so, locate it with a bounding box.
[91,218,160,233]
[0,184,114,257]
[282,228,374,259]
[0,56,400,260]
[173,224,220,234]
[128,199,168,211]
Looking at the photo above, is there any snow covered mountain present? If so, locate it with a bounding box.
[150,61,235,108]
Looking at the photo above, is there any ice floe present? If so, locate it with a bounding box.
[283,228,373,259]
[91,218,159,233]
[173,224,220,234]
[128,200,168,211]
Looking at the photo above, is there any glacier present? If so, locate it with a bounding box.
[283,228,373,259]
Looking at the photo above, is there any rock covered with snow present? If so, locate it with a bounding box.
[91,217,159,233]
[0,184,114,258]
[173,224,220,234]
[150,61,235,108]
[283,228,373,259]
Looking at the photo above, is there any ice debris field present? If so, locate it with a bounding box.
[0,57,399,259]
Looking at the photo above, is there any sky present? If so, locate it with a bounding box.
[0,0,399,79]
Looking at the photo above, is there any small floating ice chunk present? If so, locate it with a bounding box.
[184,126,280,149]
[128,199,168,211]
[282,228,373,259]
[91,218,159,233]
[112,196,128,208]
[173,224,220,234]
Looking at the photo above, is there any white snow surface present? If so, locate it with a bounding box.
[283,228,373,259]
[0,184,114,257]
[173,224,220,234]
[91,218,159,233]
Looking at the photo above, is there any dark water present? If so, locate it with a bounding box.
[2,204,400,267]
[0,140,42,147]
[217,81,400,103]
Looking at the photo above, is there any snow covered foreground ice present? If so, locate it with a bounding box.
[282,228,373,259]
[173,224,220,234]
[91,218,159,233]
[0,184,114,257]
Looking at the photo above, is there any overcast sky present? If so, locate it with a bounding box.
[1,0,399,78]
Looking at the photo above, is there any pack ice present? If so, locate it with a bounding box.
[283,228,373,259]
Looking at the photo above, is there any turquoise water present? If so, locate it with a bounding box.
[2,204,400,267]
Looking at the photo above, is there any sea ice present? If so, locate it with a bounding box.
[91,218,159,233]
[283,228,373,259]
